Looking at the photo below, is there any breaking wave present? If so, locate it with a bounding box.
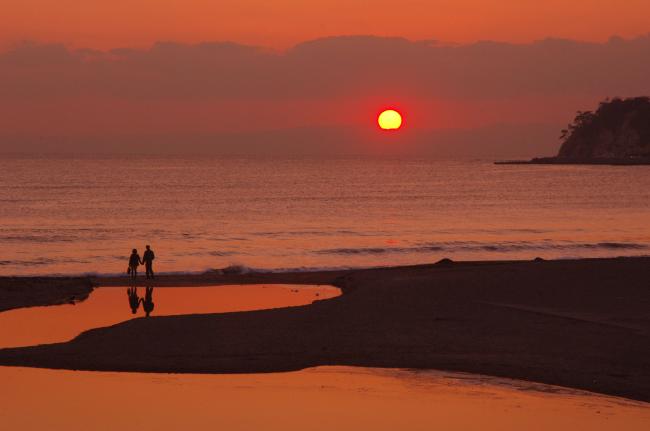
[315,241,649,256]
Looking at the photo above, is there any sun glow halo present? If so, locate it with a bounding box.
[377,109,403,130]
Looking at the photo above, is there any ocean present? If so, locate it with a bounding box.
[1,156,649,276]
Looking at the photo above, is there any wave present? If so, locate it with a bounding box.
[0,235,77,243]
[182,250,237,257]
[315,241,650,256]
[3,266,362,278]
[236,265,368,274]
[594,242,647,249]
[205,264,367,275]
[2,240,648,277]
[0,258,92,267]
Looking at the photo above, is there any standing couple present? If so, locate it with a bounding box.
[128,245,155,279]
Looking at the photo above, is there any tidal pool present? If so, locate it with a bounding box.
[0,284,340,348]
[0,366,648,430]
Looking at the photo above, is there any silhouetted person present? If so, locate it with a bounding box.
[141,286,155,317]
[143,245,155,279]
[128,248,143,280]
[127,286,141,314]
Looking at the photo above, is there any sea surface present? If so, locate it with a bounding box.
[1,156,650,276]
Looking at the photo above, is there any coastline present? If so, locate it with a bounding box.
[1,256,649,402]
[495,157,650,165]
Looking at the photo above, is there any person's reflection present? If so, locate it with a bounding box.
[141,286,155,317]
[127,286,141,314]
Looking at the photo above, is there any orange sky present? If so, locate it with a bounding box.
[3,0,650,50]
[2,1,650,156]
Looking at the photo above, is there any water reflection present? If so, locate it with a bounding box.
[1,366,648,431]
[0,284,340,348]
[126,285,154,316]
[142,286,154,317]
[127,286,141,314]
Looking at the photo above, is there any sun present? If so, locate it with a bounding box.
[378,109,403,130]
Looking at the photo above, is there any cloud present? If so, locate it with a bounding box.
[0,35,649,156]
[2,35,650,101]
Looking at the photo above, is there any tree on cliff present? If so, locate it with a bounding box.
[558,97,650,159]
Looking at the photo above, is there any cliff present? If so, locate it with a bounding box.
[496,97,650,165]
[557,97,650,159]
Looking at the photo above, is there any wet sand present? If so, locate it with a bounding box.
[0,277,93,312]
[0,257,649,401]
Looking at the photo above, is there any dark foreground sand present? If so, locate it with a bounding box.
[1,257,649,401]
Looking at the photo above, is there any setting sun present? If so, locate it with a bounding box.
[378,109,402,130]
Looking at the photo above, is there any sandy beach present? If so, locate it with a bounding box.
[1,256,649,402]
[0,277,94,312]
